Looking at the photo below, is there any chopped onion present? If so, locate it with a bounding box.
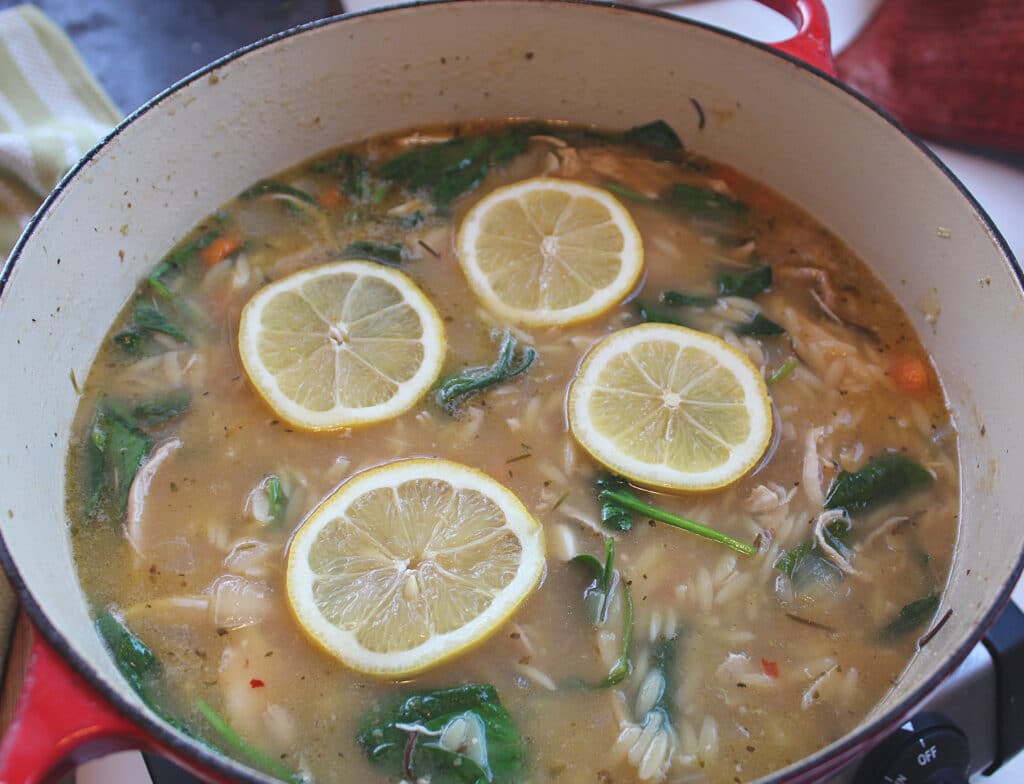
[212,575,273,630]
[223,539,275,579]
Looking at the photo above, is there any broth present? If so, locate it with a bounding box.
[68,120,958,783]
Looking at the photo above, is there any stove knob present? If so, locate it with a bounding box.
[854,712,971,784]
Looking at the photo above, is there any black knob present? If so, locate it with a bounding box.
[854,712,970,784]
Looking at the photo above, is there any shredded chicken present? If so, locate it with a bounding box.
[746,482,796,515]
[387,198,431,217]
[860,515,910,549]
[801,664,839,710]
[529,133,568,148]
[777,266,838,311]
[122,595,209,624]
[809,288,843,324]
[555,146,680,196]
[779,266,881,341]
[125,437,182,558]
[801,427,826,507]
[813,509,860,576]
[715,652,775,688]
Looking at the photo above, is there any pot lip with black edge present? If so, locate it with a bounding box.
[1,2,1021,782]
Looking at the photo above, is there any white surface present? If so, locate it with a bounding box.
[78,1,1024,782]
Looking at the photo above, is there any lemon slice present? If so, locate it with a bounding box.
[238,261,445,430]
[285,458,546,677]
[456,177,643,327]
[568,323,772,491]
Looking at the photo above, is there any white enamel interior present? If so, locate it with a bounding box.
[1,3,1022,781]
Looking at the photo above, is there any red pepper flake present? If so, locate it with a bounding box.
[761,659,779,679]
[250,678,265,688]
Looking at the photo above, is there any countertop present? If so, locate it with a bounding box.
[1,0,1021,781]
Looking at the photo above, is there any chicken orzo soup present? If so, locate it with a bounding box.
[68,120,958,783]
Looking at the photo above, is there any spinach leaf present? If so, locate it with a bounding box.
[569,537,634,688]
[341,240,406,267]
[622,120,683,152]
[113,301,189,354]
[386,136,487,191]
[263,474,287,526]
[95,610,160,695]
[401,210,426,228]
[399,738,490,784]
[824,454,934,514]
[774,516,852,579]
[130,390,192,427]
[436,330,536,414]
[879,593,940,642]
[600,583,634,688]
[647,289,781,337]
[636,300,688,327]
[381,128,532,207]
[571,537,617,624]
[196,698,301,782]
[717,265,772,298]
[111,329,145,354]
[313,151,369,199]
[736,312,785,336]
[661,290,717,308]
[82,424,107,517]
[239,180,317,205]
[648,634,681,722]
[596,474,634,532]
[356,683,525,784]
[603,181,654,205]
[94,610,190,734]
[599,476,758,556]
[84,403,153,521]
[84,393,190,521]
[147,230,220,299]
[774,541,812,580]
[105,414,152,517]
[668,183,748,219]
[133,302,188,343]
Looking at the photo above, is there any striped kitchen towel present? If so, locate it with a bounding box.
[0,4,120,258]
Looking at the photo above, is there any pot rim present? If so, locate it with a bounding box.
[1,1,1021,781]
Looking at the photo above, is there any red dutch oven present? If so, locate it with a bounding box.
[0,1,1021,782]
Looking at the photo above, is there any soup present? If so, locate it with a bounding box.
[68,120,958,783]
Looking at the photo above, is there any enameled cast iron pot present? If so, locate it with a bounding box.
[0,1,1022,782]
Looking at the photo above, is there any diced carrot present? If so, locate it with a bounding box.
[201,235,243,267]
[318,187,343,209]
[712,164,743,189]
[890,357,930,397]
[761,658,779,679]
[710,163,771,211]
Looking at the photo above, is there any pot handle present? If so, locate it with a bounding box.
[0,624,154,784]
[756,0,835,75]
